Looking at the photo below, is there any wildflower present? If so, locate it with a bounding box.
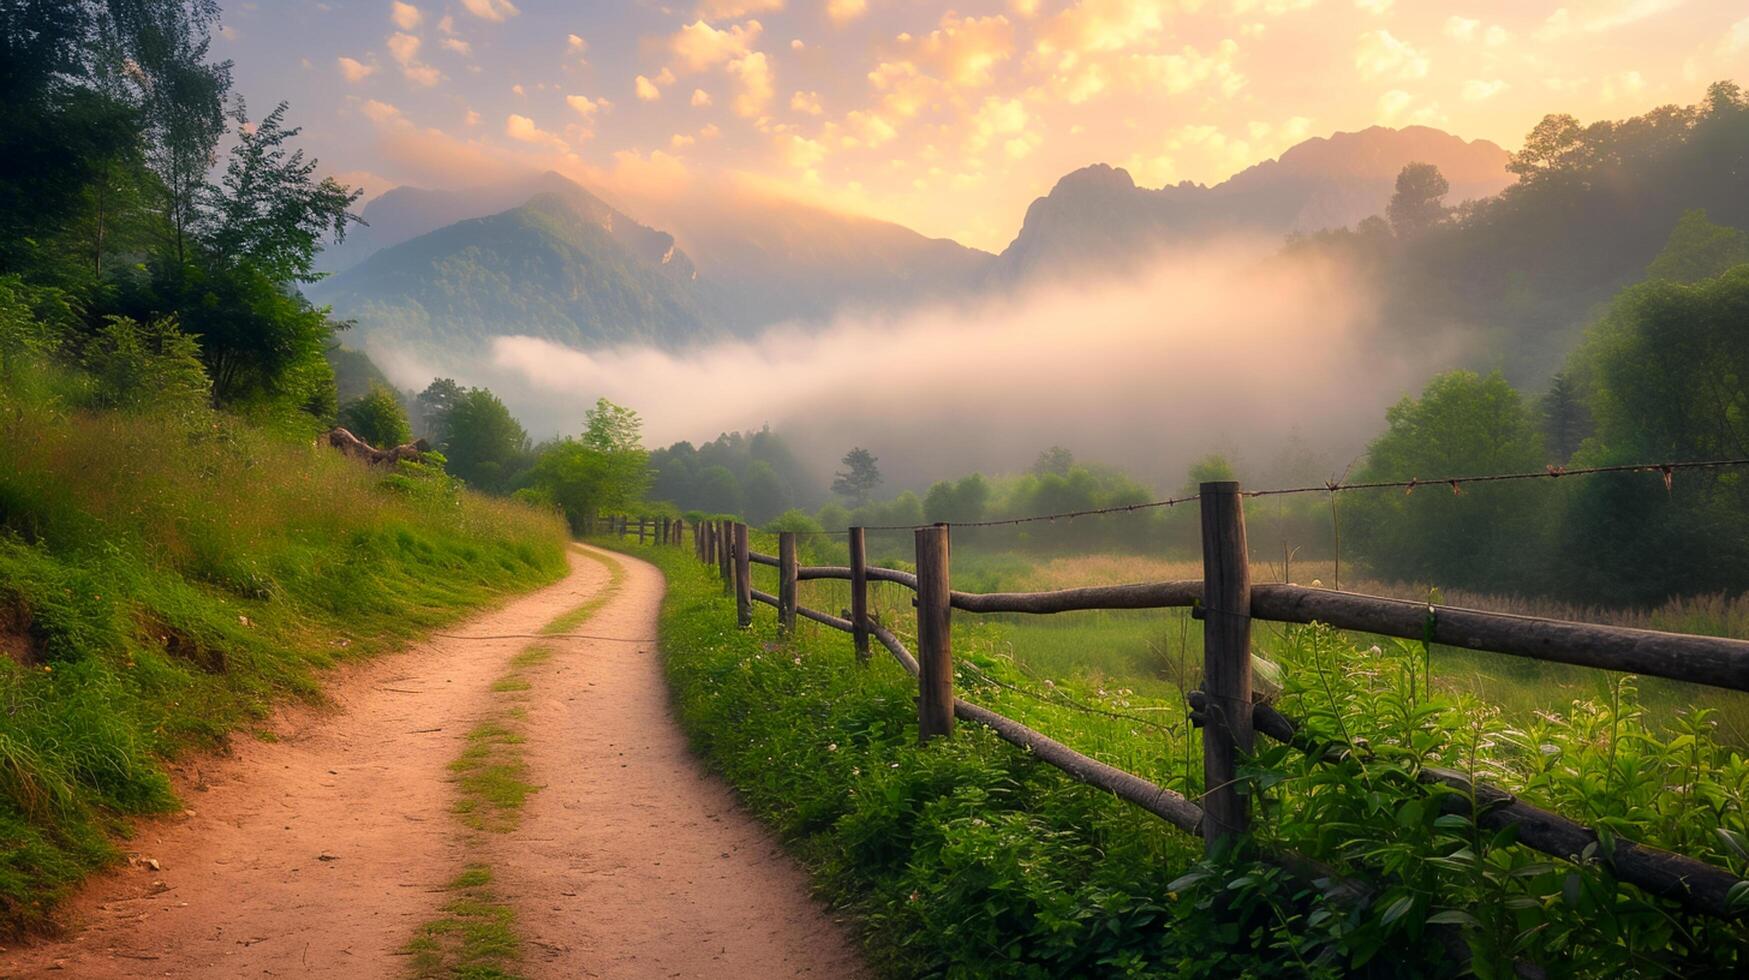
[826,742,838,752]
[1368,645,1382,656]
[1311,579,1323,588]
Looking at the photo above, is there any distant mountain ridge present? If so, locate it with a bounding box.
[311,125,1518,357]
[997,125,1514,279]
[311,181,712,351]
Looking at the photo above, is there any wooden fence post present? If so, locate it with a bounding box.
[1199,481,1254,853]
[849,526,870,664]
[705,521,717,564]
[735,523,752,628]
[637,517,647,545]
[778,531,798,634]
[718,519,733,594]
[914,524,955,741]
[616,515,626,538]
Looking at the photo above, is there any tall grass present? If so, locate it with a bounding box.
[0,394,567,934]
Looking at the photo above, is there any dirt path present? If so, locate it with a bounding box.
[1,545,868,979]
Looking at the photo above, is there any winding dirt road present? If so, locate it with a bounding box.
[1,545,867,979]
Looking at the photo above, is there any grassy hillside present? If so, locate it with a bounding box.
[0,383,568,934]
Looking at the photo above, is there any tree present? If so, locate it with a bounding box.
[582,397,642,453]
[337,385,411,449]
[1032,446,1074,476]
[1346,371,1550,591]
[203,101,361,284]
[441,387,529,491]
[1643,210,1749,284]
[1386,162,1450,239]
[1507,113,1586,182]
[80,314,210,412]
[1539,372,1591,463]
[741,459,792,523]
[523,404,652,532]
[924,474,991,524]
[832,447,882,507]
[1185,454,1237,491]
[414,377,464,442]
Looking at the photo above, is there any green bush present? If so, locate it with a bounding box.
[337,384,412,448]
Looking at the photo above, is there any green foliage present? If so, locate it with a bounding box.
[1645,210,1749,284]
[337,384,412,449]
[1386,163,1450,239]
[923,474,991,524]
[648,427,816,523]
[438,387,530,492]
[1556,265,1749,602]
[0,383,566,933]
[1346,371,1550,591]
[79,314,211,412]
[628,541,1749,976]
[522,399,650,533]
[833,446,883,507]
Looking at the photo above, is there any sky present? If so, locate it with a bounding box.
[217,1,1749,251]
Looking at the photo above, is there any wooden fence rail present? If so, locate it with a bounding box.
[603,490,1749,922]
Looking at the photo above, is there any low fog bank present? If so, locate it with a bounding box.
[374,241,1472,493]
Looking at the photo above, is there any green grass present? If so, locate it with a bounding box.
[0,396,569,935]
[404,866,523,980]
[607,535,1749,977]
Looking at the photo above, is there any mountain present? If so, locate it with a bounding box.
[311,182,712,352]
[316,171,587,275]
[618,186,995,330]
[997,125,1514,279]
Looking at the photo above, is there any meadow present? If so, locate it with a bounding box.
[0,385,568,933]
[672,526,1749,975]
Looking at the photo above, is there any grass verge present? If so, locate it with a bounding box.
[0,402,569,935]
[608,535,1749,978]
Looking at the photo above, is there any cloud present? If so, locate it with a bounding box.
[790,90,823,114]
[966,96,1028,152]
[461,243,1424,491]
[727,52,774,116]
[1721,17,1749,56]
[1231,0,1317,13]
[1376,88,1444,126]
[460,0,519,22]
[780,133,828,169]
[670,19,763,72]
[697,0,783,17]
[566,94,606,120]
[1129,39,1245,98]
[390,1,421,30]
[338,56,376,82]
[827,0,867,24]
[387,32,420,65]
[505,112,568,151]
[635,75,663,101]
[1600,69,1646,102]
[438,14,455,33]
[1537,1,1682,38]
[1354,0,1392,12]
[671,133,696,148]
[691,88,713,106]
[1443,16,1478,41]
[1354,29,1428,81]
[567,33,587,55]
[1461,78,1508,101]
[1039,0,1175,56]
[441,37,472,56]
[908,12,1015,87]
[358,98,403,124]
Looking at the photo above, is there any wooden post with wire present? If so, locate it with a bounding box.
[849,526,870,664]
[778,532,798,634]
[637,517,647,545]
[914,523,954,741]
[718,519,733,594]
[734,523,752,627]
[1198,481,1253,852]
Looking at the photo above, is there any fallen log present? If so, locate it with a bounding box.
[326,427,428,467]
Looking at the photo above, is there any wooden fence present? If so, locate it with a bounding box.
[596,485,1749,920]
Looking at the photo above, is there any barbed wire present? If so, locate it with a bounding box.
[669,455,1749,539]
[1244,456,1749,499]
